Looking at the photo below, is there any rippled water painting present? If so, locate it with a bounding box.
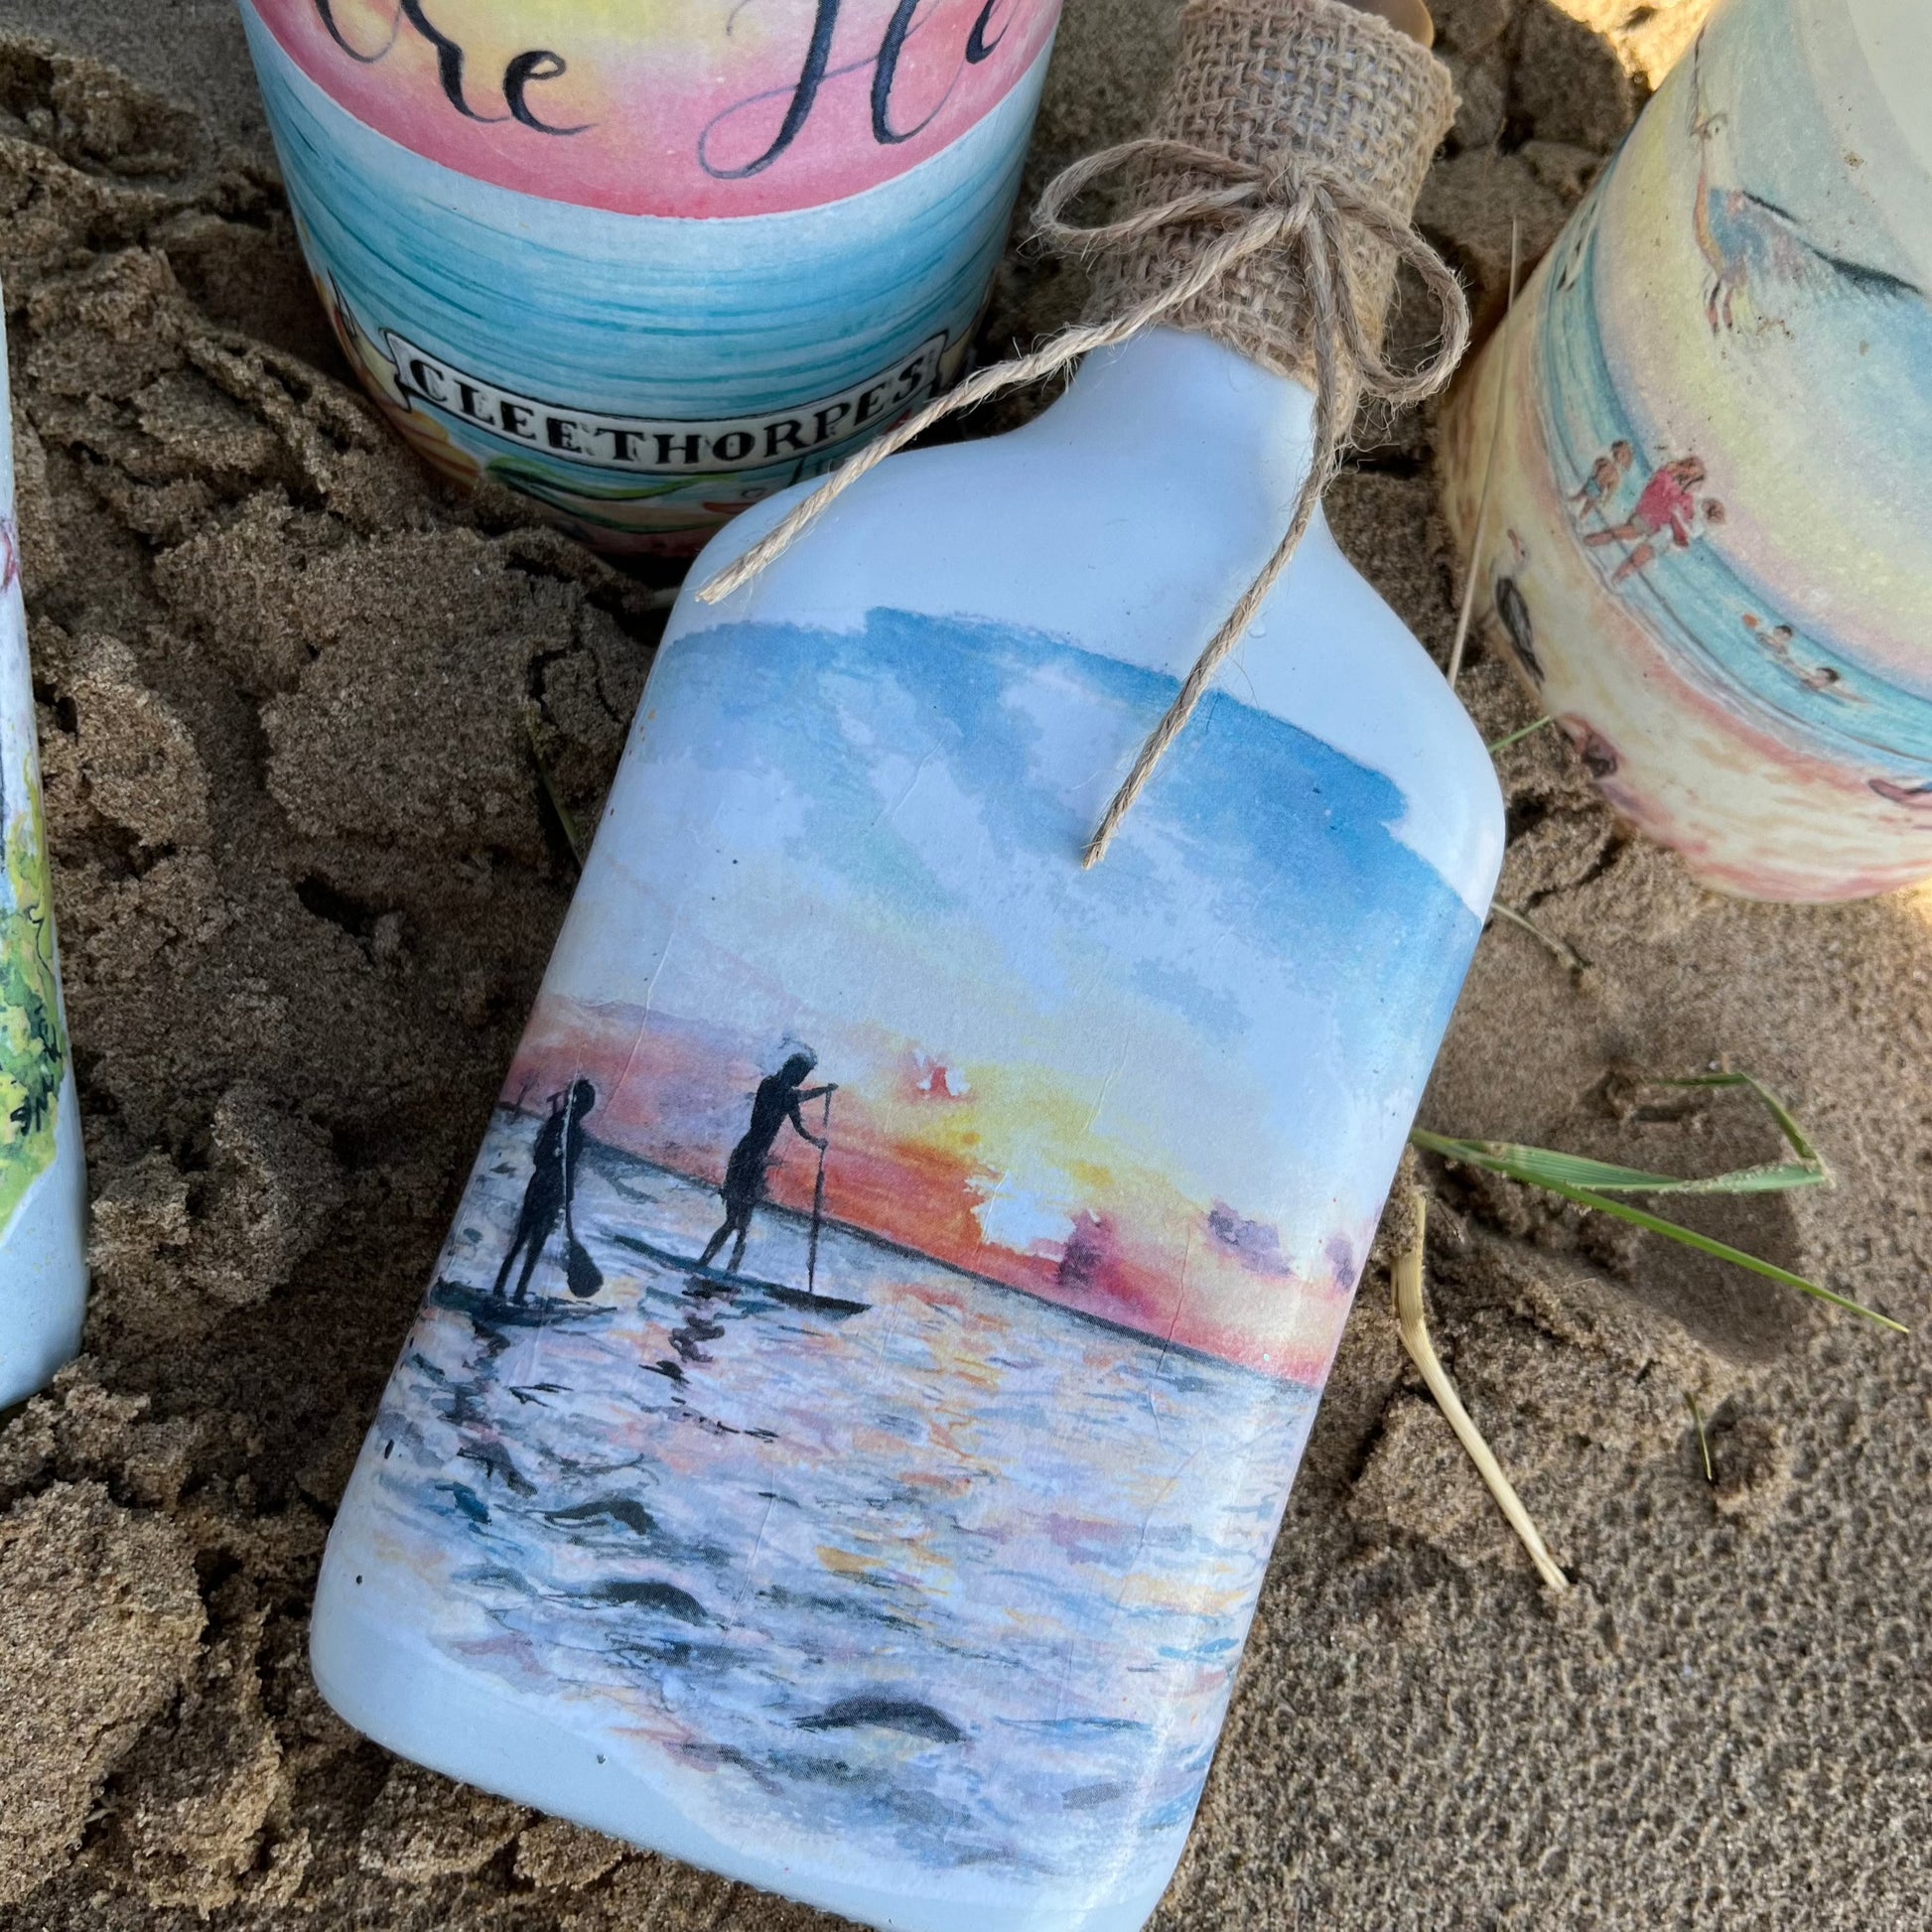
[333,610,1481,1910]
[375,1117,1309,1879]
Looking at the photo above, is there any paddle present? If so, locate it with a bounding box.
[561,1080,603,1299]
[806,1086,834,1297]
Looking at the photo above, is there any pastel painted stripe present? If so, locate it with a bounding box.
[248,10,1041,413]
[244,0,1060,218]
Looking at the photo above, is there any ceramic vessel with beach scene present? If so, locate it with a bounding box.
[0,304,86,1409]
[235,0,1061,555]
[310,326,1503,1932]
[1441,0,1932,901]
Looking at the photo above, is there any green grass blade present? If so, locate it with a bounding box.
[1451,1163,1905,1333]
[1407,1128,1826,1198]
[1651,1071,1826,1172]
[1412,1074,1897,1331]
[1555,1176,1902,1331]
[1486,715,1555,754]
[525,714,589,872]
[1685,1392,1714,1483]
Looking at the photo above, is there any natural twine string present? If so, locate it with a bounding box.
[697,137,1470,867]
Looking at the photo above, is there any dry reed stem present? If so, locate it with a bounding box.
[1686,1392,1715,1484]
[1489,899,1589,975]
[1392,1189,1572,1593]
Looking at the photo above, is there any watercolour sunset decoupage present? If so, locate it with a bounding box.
[237,0,1062,554]
[312,322,1505,1930]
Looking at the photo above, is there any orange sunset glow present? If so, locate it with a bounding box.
[503,994,1359,1382]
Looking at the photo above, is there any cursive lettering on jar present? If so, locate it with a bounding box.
[311,0,589,134]
[702,0,1024,179]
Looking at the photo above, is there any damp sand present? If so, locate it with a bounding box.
[3,0,1932,1927]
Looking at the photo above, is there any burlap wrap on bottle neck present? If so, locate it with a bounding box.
[1087,0,1454,402]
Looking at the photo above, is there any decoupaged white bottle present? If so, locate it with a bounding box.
[0,303,87,1408]
[311,4,1501,1927]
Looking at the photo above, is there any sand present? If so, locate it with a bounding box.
[1,0,1930,1925]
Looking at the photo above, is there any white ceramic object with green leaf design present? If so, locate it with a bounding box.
[0,301,86,1409]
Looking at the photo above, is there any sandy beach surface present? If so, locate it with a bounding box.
[2,0,1929,1925]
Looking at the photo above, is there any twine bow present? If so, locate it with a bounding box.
[698,137,1469,867]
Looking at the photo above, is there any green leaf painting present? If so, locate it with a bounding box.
[0,745,65,1237]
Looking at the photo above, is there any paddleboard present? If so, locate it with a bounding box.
[429,1278,615,1329]
[608,1234,869,1318]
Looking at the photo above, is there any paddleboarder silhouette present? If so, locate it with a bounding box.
[493,1077,600,1302]
[700,1051,835,1275]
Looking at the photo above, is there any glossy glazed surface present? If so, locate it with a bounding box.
[314,331,1503,1929]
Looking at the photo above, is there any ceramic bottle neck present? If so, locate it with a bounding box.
[1022,329,1320,514]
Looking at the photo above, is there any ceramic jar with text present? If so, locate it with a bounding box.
[238,0,1061,554]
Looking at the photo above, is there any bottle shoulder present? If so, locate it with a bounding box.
[675,416,1504,915]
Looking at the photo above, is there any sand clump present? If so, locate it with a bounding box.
[0,1481,204,1900]
[2,2,1931,1927]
